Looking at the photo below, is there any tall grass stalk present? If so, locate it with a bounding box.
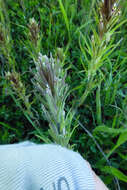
[1,1,127,188]
[5,16,75,147]
[0,0,15,69]
[77,0,124,108]
[32,49,75,147]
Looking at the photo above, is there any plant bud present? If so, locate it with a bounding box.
[56,48,64,61]
[28,18,40,46]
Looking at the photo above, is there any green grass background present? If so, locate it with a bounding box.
[0,0,127,189]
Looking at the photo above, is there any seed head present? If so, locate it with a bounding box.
[28,18,40,46]
[6,71,23,91]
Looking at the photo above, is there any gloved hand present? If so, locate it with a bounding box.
[0,141,107,190]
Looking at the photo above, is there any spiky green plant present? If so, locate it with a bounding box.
[32,49,75,147]
[77,0,124,110]
[4,16,76,147]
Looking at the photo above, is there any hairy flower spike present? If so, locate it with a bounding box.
[28,18,40,46]
[102,0,116,21]
[6,71,32,116]
[33,50,69,141]
[99,0,120,38]
[38,53,49,68]
[35,52,62,97]
[6,71,23,90]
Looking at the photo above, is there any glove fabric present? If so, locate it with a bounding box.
[0,141,95,190]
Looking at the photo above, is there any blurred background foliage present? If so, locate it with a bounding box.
[0,0,127,189]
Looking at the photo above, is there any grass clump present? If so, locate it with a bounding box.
[0,0,127,189]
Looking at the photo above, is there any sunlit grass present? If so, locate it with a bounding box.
[0,0,127,189]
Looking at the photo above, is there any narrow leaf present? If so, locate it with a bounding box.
[94,126,127,134]
[96,85,102,125]
[107,132,127,158]
[57,0,70,34]
[102,166,127,183]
